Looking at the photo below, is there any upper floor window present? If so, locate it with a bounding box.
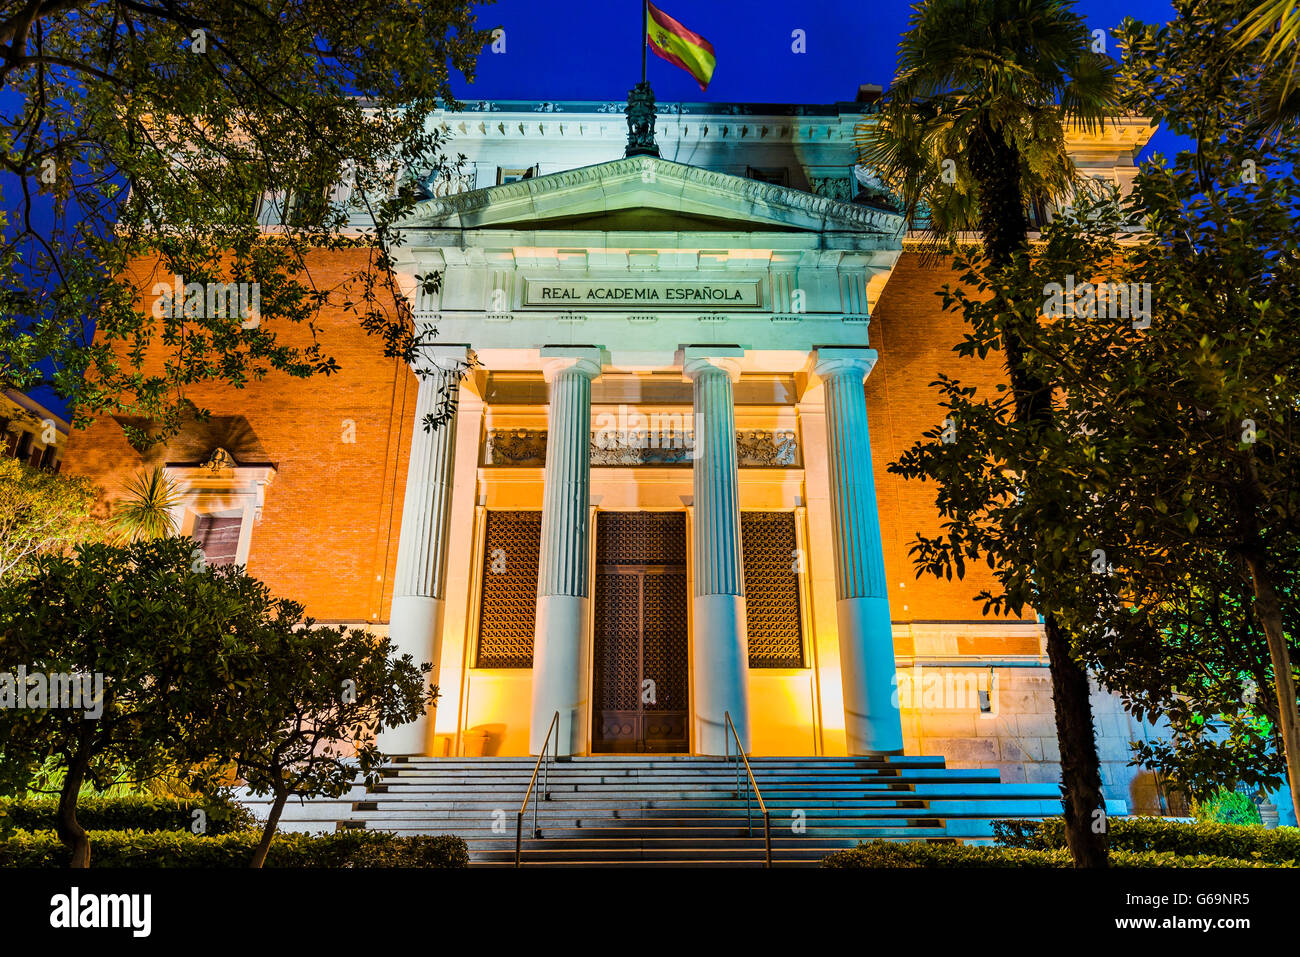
[746,166,788,187]
[497,166,537,185]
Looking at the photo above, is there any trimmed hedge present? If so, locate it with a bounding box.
[993,816,1300,865]
[0,794,255,836]
[820,840,1290,869]
[0,828,469,868]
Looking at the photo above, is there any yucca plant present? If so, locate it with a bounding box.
[113,467,181,542]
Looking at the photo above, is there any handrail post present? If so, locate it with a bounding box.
[516,710,561,868]
[763,810,772,868]
[724,710,771,866]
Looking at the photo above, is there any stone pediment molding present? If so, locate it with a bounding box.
[402,157,905,235]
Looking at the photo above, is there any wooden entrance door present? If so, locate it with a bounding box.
[592,512,689,753]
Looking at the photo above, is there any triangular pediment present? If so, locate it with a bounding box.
[402,157,904,235]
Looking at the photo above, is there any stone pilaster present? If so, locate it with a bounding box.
[380,344,469,755]
[529,346,602,755]
[683,346,751,755]
[814,347,904,754]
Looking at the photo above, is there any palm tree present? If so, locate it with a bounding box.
[858,0,1120,867]
[1236,0,1300,121]
[113,467,181,542]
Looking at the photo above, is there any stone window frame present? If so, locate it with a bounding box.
[164,453,275,568]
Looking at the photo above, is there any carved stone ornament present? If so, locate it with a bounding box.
[484,429,799,467]
[625,81,661,158]
[203,447,238,471]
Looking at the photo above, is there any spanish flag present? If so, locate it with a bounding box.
[646,2,716,91]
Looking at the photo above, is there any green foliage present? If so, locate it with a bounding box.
[111,467,181,541]
[0,537,278,801]
[0,828,468,868]
[0,793,255,837]
[821,839,1291,868]
[889,0,1300,805]
[994,816,1295,862]
[857,0,1118,249]
[0,456,102,581]
[0,536,430,866]
[1194,789,1265,827]
[0,0,492,444]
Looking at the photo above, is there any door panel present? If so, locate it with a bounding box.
[592,513,689,753]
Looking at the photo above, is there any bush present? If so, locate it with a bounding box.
[0,828,469,868]
[1194,788,1264,827]
[821,840,1290,869]
[0,793,255,837]
[992,816,1299,864]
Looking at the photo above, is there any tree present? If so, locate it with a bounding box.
[215,621,431,868]
[857,0,1120,867]
[0,455,101,580]
[0,0,491,445]
[0,537,326,865]
[901,0,1300,819]
[1051,3,1300,816]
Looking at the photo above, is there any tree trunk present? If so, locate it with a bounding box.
[1242,551,1300,819]
[970,121,1110,867]
[57,739,94,869]
[250,790,289,869]
[1046,615,1110,866]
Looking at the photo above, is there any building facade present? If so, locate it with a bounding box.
[63,95,1195,816]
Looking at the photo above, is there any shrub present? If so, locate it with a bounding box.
[0,829,469,868]
[993,816,1299,864]
[821,840,1290,869]
[1194,788,1264,827]
[0,794,255,837]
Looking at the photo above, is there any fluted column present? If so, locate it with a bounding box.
[814,347,904,754]
[683,346,750,755]
[529,346,602,755]
[380,344,468,755]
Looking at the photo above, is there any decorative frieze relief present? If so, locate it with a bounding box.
[483,427,799,467]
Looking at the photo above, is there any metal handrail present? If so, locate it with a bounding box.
[515,711,560,867]
[723,711,772,868]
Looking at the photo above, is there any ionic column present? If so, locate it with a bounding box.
[683,347,750,755]
[814,347,904,754]
[380,344,468,755]
[529,346,602,755]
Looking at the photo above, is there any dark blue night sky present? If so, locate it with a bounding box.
[455,0,1180,157]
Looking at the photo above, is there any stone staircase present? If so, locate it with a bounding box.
[243,755,1100,867]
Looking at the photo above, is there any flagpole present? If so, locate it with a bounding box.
[640,0,647,84]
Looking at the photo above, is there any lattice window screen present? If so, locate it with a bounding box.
[475,510,542,668]
[741,511,805,668]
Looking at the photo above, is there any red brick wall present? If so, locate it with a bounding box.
[63,248,1025,640]
[60,250,420,622]
[868,250,1031,640]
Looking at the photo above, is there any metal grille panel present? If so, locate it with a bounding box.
[641,573,689,711]
[741,511,805,668]
[596,511,686,565]
[475,510,541,668]
[593,573,641,712]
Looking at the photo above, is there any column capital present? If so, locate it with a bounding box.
[812,347,878,383]
[414,343,472,376]
[541,345,603,383]
[682,345,744,383]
